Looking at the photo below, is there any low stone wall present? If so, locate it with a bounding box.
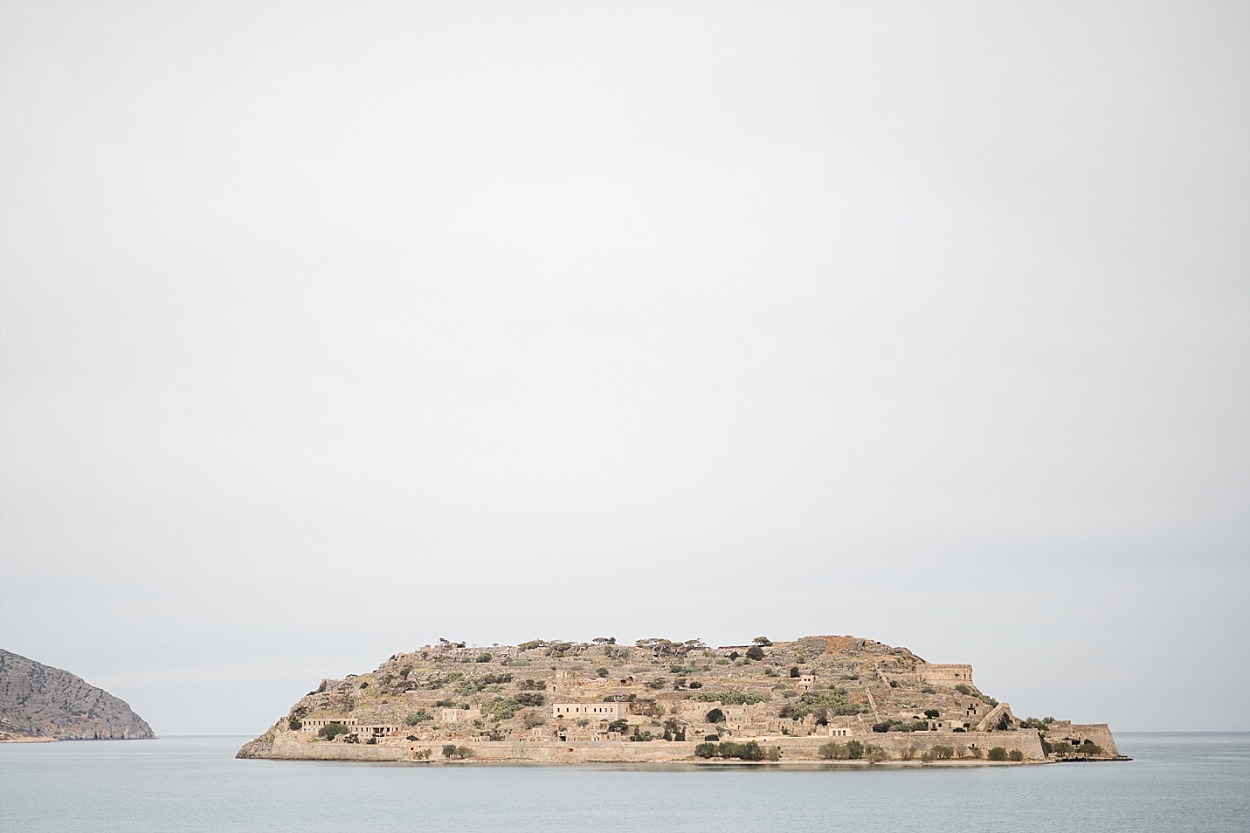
[259,729,1046,763]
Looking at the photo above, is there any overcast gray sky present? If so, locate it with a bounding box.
[2,0,1247,736]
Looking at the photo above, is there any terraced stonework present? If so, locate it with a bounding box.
[237,635,1119,765]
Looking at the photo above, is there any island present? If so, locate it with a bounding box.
[237,634,1121,764]
[0,649,154,742]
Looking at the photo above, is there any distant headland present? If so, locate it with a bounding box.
[237,634,1121,765]
[0,649,154,742]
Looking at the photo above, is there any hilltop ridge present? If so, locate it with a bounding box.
[238,634,1119,765]
[0,649,154,742]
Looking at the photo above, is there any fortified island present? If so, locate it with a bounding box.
[237,634,1121,765]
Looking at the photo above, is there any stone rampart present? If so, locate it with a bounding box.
[261,729,1045,763]
[919,664,975,687]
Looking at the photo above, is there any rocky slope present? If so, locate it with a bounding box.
[238,634,1119,764]
[0,649,154,741]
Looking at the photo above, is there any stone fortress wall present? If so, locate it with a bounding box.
[242,634,1120,766]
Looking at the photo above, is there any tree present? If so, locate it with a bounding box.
[753,636,772,646]
[706,708,725,724]
[987,747,1008,761]
[745,646,765,661]
[318,723,350,740]
[789,667,801,678]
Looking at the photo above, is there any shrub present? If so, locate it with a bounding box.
[318,723,350,740]
[790,667,801,678]
[518,679,546,690]
[405,710,432,725]
[791,689,859,719]
[476,653,492,663]
[694,742,718,758]
[596,667,609,678]
[745,646,765,661]
[863,744,887,762]
[287,717,302,730]
[845,740,864,760]
[872,722,890,733]
[692,690,768,705]
[924,709,940,719]
[606,719,630,734]
[955,684,973,695]
[366,736,377,745]
[1079,740,1103,756]
[1009,749,1024,761]
[706,708,725,724]
[514,692,545,707]
[728,651,740,660]
[818,742,848,760]
[987,747,1008,761]
[928,745,954,760]
[719,741,765,761]
[688,681,703,689]
[481,698,522,721]
[442,744,473,759]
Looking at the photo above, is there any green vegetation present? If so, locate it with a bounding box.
[745,646,765,661]
[441,744,473,759]
[987,747,1008,761]
[921,745,955,761]
[481,698,523,721]
[692,690,769,705]
[817,740,865,760]
[317,723,350,740]
[706,708,725,724]
[514,692,545,707]
[694,740,779,761]
[789,689,860,719]
[1009,749,1024,761]
[404,710,432,725]
[956,683,999,707]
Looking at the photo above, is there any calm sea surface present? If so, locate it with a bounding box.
[2,733,1247,832]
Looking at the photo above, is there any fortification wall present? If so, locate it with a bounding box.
[1058,723,1119,756]
[919,664,975,687]
[262,729,1045,763]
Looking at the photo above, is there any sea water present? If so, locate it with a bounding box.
[2,733,1247,832]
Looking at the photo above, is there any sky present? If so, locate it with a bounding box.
[1,0,1247,736]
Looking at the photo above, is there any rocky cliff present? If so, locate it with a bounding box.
[0,649,154,741]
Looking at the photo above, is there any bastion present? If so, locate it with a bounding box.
[237,634,1122,766]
